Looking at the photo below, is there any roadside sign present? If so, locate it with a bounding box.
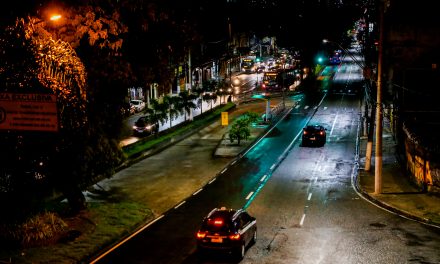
[0,93,58,132]
[221,112,228,126]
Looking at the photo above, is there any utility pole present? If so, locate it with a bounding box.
[188,48,192,91]
[374,0,385,194]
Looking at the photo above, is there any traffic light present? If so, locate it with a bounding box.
[256,57,261,62]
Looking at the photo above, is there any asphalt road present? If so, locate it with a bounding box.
[93,51,440,264]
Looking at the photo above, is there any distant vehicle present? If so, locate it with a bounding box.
[302,125,327,147]
[196,207,257,260]
[328,50,342,65]
[261,68,298,93]
[130,99,146,113]
[241,57,256,73]
[256,65,266,73]
[120,102,135,117]
[132,116,158,136]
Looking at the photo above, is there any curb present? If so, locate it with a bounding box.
[353,113,440,229]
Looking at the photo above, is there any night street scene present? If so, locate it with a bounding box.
[1,0,440,263]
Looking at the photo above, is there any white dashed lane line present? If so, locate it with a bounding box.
[260,175,267,182]
[308,193,312,201]
[300,214,306,226]
[246,192,254,200]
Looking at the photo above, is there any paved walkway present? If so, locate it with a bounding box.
[356,119,440,228]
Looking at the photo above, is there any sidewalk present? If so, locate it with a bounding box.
[356,119,440,228]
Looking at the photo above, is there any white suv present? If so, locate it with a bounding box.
[130,100,145,113]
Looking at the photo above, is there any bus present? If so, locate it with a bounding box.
[261,68,299,92]
[241,58,256,73]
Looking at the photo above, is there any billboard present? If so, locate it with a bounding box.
[0,93,58,132]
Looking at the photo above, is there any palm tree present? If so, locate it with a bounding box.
[193,87,205,114]
[203,92,217,111]
[145,98,167,129]
[179,91,197,121]
[163,95,181,128]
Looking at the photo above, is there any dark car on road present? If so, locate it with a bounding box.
[132,116,158,136]
[196,207,257,260]
[302,124,327,147]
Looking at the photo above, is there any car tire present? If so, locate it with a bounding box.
[235,243,245,260]
[251,229,257,245]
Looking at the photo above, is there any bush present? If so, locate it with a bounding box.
[0,211,67,248]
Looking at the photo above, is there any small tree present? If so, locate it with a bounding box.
[228,112,259,145]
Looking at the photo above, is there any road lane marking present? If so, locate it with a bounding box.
[260,175,267,182]
[270,164,276,170]
[304,105,309,109]
[308,193,312,201]
[174,201,186,209]
[330,112,338,136]
[193,188,203,195]
[246,192,254,200]
[295,105,300,109]
[324,106,328,110]
[208,178,216,184]
[90,215,165,264]
[300,214,306,226]
[220,168,227,174]
[231,160,237,165]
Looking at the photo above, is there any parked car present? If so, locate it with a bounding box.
[120,102,135,117]
[302,124,327,147]
[130,99,146,113]
[132,116,158,136]
[196,207,257,260]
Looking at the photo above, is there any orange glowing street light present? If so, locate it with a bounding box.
[49,14,62,21]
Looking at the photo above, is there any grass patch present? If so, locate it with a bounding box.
[1,202,154,264]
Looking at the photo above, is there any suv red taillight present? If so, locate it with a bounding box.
[229,233,241,240]
[196,231,206,239]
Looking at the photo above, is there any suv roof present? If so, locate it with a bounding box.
[304,125,324,131]
[200,207,244,232]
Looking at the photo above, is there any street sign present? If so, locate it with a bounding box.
[221,112,228,126]
[0,93,58,132]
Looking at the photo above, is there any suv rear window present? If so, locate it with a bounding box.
[201,210,235,232]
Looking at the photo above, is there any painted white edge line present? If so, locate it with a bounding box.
[193,188,203,195]
[90,215,165,264]
[174,201,186,209]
